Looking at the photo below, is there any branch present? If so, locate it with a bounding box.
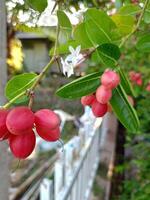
[119,0,149,48]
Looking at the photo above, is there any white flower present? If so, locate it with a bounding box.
[73,8,87,22]
[66,45,83,65]
[61,45,83,77]
[61,58,74,78]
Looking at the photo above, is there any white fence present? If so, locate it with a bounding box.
[54,107,104,200]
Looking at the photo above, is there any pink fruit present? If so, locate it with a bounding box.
[6,106,34,135]
[35,109,60,130]
[9,130,36,159]
[81,94,95,106]
[101,70,120,89]
[146,84,150,91]
[96,85,112,104]
[136,78,142,86]
[92,100,108,117]
[0,109,9,139]
[36,126,60,142]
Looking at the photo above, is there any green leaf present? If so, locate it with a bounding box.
[73,22,93,49]
[112,14,135,36]
[96,43,121,66]
[117,68,136,97]
[26,0,47,13]
[57,10,72,44]
[118,4,141,16]
[5,73,37,104]
[50,22,93,55]
[144,10,150,23]
[144,3,150,24]
[110,85,140,132]
[49,40,79,55]
[57,10,72,30]
[56,71,102,99]
[84,8,117,46]
[136,34,150,52]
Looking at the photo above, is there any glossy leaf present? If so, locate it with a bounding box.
[57,10,72,44]
[112,14,135,36]
[136,34,150,52]
[96,43,121,66]
[57,10,72,30]
[110,85,140,132]
[73,22,93,49]
[5,73,37,104]
[144,11,150,24]
[84,8,116,45]
[118,4,141,16]
[26,0,47,13]
[56,71,102,99]
[117,68,136,97]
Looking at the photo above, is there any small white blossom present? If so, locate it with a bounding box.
[61,45,83,77]
[61,58,74,78]
[73,8,87,22]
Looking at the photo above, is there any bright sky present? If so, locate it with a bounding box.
[7,0,86,27]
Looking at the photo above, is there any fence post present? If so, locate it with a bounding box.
[0,1,10,199]
[100,113,118,200]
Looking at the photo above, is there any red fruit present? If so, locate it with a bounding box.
[134,73,141,80]
[6,106,34,135]
[9,130,36,159]
[35,109,60,130]
[146,84,150,91]
[0,109,9,139]
[129,71,136,81]
[136,78,142,86]
[96,85,112,104]
[81,94,95,106]
[101,70,120,89]
[92,100,107,117]
[36,126,60,142]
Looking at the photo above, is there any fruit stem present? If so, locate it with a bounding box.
[119,0,149,48]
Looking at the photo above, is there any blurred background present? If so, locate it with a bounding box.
[0,0,150,200]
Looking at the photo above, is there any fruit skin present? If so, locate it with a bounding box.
[6,106,34,135]
[92,100,108,117]
[36,126,60,142]
[136,78,142,86]
[146,84,150,91]
[0,109,9,139]
[81,94,95,106]
[9,130,36,159]
[35,109,60,130]
[96,85,112,104]
[101,70,120,89]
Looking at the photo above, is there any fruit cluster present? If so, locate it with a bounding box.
[81,70,120,117]
[0,107,61,159]
[129,71,142,86]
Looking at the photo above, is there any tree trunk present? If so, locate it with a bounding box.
[0,1,10,199]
